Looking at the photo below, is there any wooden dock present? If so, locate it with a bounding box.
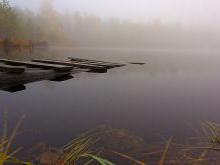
[0,59,73,72]
[32,59,108,73]
[0,58,125,92]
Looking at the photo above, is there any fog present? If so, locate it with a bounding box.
[12,0,220,26]
[3,0,220,48]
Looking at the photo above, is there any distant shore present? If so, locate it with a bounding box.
[0,38,48,50]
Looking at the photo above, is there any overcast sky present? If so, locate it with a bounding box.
[11,0,220,27]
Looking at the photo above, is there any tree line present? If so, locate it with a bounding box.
[0,0,220,48]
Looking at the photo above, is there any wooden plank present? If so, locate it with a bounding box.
[84,61,125,67]
[129,62,146,65]
[32,59,107,73]
[50,75,74,82]
[69,61,117,68]
[69,57,125,66]
[69,57,113,63]
[0,59,73,72]
[68,57,125,67]
[33,59,114,69]
[32,59,73,66]
[72,60,119,66]
[0,63,25,73]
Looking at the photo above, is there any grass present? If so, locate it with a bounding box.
[113,151,146,165]
[107,122,220,164]
[2,113,220,165]
[0,114,114,165]
[0,112,31,165]
[202,121,220,144]
[41,123,220,165]
[58,129,114,165]
[158,137,173,165]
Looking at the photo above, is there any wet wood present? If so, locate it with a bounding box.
[0,63,25,73]
[68,61,116,69]
[129,62,146,65]
[33,59,114,69]
[72,60,121,67]
[71,61,119,69]
[68,57,125,67]
[32,59,107,73]
[0,59,73,72]
[0,57,126,92]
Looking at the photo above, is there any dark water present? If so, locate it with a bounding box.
[1,47,220,148]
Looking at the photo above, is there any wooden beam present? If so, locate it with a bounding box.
[68,61,117,69]
[0,64,25,73]
[33,59,114,69]
[32,59,107,73]
[68,57,125,67]
[0,59,73,72]
[72,60,120,66]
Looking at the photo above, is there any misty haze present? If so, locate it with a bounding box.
[1,0,220,164]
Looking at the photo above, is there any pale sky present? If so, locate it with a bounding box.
[11,0,220,26]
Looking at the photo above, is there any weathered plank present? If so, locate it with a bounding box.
[0,59,73,72]
[71,60,120,66]
[0,63,25,73]
[69,57,125,67]
[32,59,107,73]
[68,57,113,63]
[129,62,146,65]
[68,57,125,67]
[0,56,126,92]
[33,59,114,69]
[68,61,117,69]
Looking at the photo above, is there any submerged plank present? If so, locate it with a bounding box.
[68,57,114,63]
[0,59,73,72]
[68,57,125,67]
[32,59,107,73]
[129,62,146,65]
[71,60,120,66]
[33,59,114,69]
[0,63,25,73]
[68,61,117,69]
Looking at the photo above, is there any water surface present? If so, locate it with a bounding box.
[1,47,220,147]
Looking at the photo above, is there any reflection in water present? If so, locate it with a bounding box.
[3,84,26,92]
[0,69,74,92]
[0,47,220,149]
[49,75,74,82]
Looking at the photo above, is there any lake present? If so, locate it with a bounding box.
[1,46,220,149]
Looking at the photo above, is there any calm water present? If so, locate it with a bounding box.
[1,47,220,147]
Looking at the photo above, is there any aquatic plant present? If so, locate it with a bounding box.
[158,137,173,165]
[35,126,116,165]
[59,127,115,165]
[0,112,32,165]
[202,121,220,144]
[4,113,220,165]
